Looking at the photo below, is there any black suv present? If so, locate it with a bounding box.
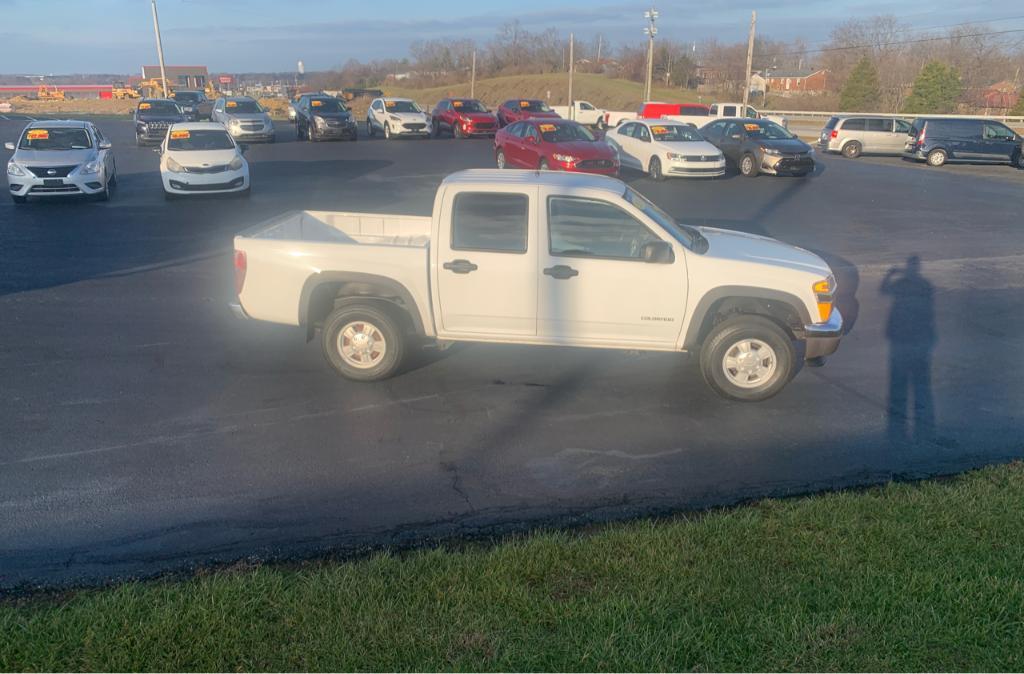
[134,99,186,146]
[171,90,213,122]
[294,94,358,142]
[903,117,1024,168]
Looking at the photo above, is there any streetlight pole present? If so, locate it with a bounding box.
[150,0,169,98]
[643,8,658,103]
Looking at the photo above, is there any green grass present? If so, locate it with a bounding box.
[3,463,1024,671]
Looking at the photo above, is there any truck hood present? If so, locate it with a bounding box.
[695,226,830,275]
[13,148,96,166]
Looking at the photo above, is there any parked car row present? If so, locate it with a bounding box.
[134,95,276,147]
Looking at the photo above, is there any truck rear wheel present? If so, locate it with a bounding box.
[322,304,405,382]
[699,315,795,402]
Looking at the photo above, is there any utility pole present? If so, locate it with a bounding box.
[742,10,756,111]
[150,0,169,98]
[643,8,658,103]
[567,33,574,119]
[596,34,603,64]
[470,50,476,98]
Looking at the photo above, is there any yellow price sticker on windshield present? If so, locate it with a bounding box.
[538,124,556,132]
[452,100,463,108]
[385,100,397,107]
[138,102,152,110]
[226,101,238,108]
[26,129,49,140]
[170,130,190,139]
[744,123,761,131]
[519,101,530,108]
[650,125,669,134]
[311,100,323,107]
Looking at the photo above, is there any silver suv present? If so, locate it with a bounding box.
[5,120,116,204]
[211,96,275,143]
[819,115,913,158]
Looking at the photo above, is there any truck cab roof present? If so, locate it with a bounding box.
[441,169,626,197]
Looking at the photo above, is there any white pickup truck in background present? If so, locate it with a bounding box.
[232,170,842,401]
[549,100,607,127]
[603,102,789,130]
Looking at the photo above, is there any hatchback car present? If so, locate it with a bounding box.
[494,119,618,175]
[607,120,725,180]
[819,115,913,158]
[430,98,498,138]
[134,98,186,146]
[701,118,814,177]
[496,99,561,127]
[5,120,116,203]
[903,117,1024,168]
[211,97,275,143]
[293,94,358,142]
[366,98,431,139]
[157,123,250,199]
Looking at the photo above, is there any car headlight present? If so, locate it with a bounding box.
[389,114,401,122]
[229,118,241,128]
[666,152,686,161]
[166,156,186,173]
[761,146,781,156]
[7,161,25,177]
[79,159,102,175]
[228,155,244,171]
[552,154,578,163]
[313,115,326,127]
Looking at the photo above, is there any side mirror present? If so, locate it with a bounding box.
[641,241,674,264]
[239,143,249,153]
[99,141,112,150]
[527,136,538,144]
[3,141,14,151]
[729,133,742,140]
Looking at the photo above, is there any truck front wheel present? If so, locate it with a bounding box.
[322,304,405,382]
[699,315,795,402]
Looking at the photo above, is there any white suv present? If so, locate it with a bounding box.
[5,120,116,203]
[366,97,431,139]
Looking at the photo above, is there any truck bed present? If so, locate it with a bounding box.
[245,209,431,247]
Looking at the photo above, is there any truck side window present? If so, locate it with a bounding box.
[452,193,528,253]
[548,197,660,260]
[723,105,737,117]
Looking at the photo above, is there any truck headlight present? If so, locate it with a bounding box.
[7,161,25,177]
[166,156,186,173]
[552,154,578,164]
[228,155,243,170]
[79,160,102,175]
[813,277,836,321]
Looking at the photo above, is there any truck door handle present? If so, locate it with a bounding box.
[443,259,478,274]
[543,265,579,280]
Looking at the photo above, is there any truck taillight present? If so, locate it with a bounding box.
[830,129,838,138]
[234,250,247,295]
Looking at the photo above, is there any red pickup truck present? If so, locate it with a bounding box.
[430,98,498,138]
[496,99,561,127]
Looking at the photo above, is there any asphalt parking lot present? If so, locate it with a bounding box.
[2,115,1023,589]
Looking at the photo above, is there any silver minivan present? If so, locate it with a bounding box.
[819,116,913,158]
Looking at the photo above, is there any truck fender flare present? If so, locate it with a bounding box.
[299,271,425,338]
[683,286,811,349]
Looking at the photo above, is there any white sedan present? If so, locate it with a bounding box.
[366,97,431,139]
[158,122,250,199]
[606,120,725,180]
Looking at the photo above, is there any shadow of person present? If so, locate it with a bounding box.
[881,256,936,443]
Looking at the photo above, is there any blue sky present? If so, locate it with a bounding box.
[0,0,1009,74]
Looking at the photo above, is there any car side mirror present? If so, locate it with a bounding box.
[99,141,112,150]
[3,142,13,151]
[527,136,538,144]
[729,133,742,140]
[641,241,674,264]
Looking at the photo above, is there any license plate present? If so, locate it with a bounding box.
[43,179,63,187]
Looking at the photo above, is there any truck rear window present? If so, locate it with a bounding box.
[452,193,528,253]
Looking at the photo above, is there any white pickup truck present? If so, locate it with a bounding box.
[603,102,788,130]
[232,170,842,401]
[550,101,607,127]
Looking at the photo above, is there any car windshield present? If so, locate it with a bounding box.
[173,93,202,103]
[19,127,92,150]
[384,101,421,113]
[648,124,703,142]
[538,123,595,143]
[516,100,552,112]
[167,129,235,151]
[452,100,487,113]
[309,99,347,113]
[226,100,263,114]
[623,186,698,248]
[743,121,794,140]
[139,101,180,115]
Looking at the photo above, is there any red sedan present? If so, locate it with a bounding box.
[496,99,560,127]
[429,98,498,138]
[494,119,619,176]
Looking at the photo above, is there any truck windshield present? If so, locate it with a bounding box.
[623,187,699,249]
[539,123,596,142]
[19,128,92,150]
[173,92,202,103]
[167,130,235,151]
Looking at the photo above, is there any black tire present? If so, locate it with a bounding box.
[296,122,304,140]
[367,118,375,137]
[237,186,251,199]
[1014,152,1024,169]
[926,149,947,167]
[432,120,441,138]
[11,193,27,204]
[841,141,862,158]
[321,304,406,382]
[648,156,664,181]
[539,158,550,171]
[453,122,463,139]
[740,153,759,177]
[93,177,111,202]
[496,149,507,169]
[699,315,795,402]
[135,134,144,147]
[308,124,318,142]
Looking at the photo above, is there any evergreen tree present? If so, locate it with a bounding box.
[839,57,881,111]
[902,62,962,114]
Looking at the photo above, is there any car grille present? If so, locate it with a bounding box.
[472,122,495,130]
[576,159,615,169]
[27,165,77,178]
[402,123,426,131]
[169,177,244,191]
[669,166,723,174]
[326,119,350,128]
[184,164,229,174]
[240,122,264,131]
[29,185,81,193]
[143,122,170,137]
[682,155,719,162]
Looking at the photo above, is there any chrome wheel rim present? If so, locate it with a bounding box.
[742,156,754,173]
[722,338,777,389]
[337,321,387,369]
[928,152,944,166]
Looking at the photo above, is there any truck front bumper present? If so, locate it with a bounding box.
[802,308,843,360]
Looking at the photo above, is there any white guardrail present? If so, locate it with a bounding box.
[770,110,1024,125]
